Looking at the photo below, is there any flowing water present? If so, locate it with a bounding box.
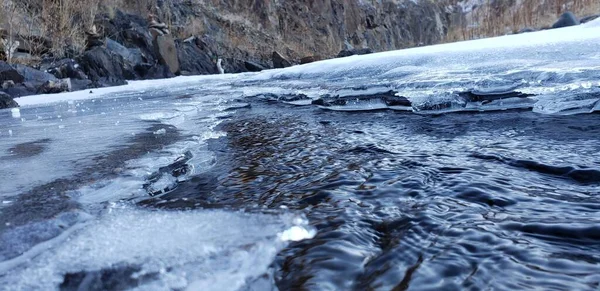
[1,23,600,290]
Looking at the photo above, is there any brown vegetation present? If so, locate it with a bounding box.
[1,0,599,65]
[446,0,600,42]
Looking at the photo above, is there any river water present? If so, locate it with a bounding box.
[1,22,600,290]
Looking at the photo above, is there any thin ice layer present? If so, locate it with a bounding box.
[0,206,315,291]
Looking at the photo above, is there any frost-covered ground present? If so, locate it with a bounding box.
[1,19,600,290]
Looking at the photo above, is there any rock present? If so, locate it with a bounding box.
[176,40,217,75]
[14,64,58,88]
[517,27,535,34]
[0,61,25,84]
[580,15,600,24]
[0,91,18,109]
[2,84,34,98]
[272,51,291,69]
[37,78,71,94]
[2,80,14,89]
[244,61,267,72]
[94,10,157,70]
[300,56,322,64]
[221,58,249,74]
[154,35,179,74]
[78,46,138,87]
[336,48,373,58]
[41,59,88,80]
[85,25,105,49]
[70,79,93,91]
[106,39,144,65]
[552,12,580,29]
[149,28,165,39]
[142,64,176,79]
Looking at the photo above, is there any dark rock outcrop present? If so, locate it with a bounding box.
[244,61,267,72]
[336,48,373,58]
[41,59,88,80]
[580,14,600,24]
[85,26,105,49]
[176,40,217,75]
[106,39,144,65]
[0,61,25,84]
[37,79,71,94]
[154,35,179,74]
[0,91,18,109]
[272,51,291,68]
[552,12,580,29]
[78,46,137,87]
[517,27,535,34]
[222,58,249,74]
[14,64,58,89]
[300,56,322,64]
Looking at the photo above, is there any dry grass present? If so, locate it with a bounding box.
[40,0,101,56]
[446,0,600,42]
[0,0,103,61]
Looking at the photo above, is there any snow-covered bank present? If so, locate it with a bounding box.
[14,73,244,107]
[14,18,600,115]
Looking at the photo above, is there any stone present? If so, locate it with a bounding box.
[517,27,535,34]
[552,11,580,29]
[0,61,25,83]
[244,61,267,72]
[77,46,138,87]
[336,48,373,58]
[580,14,600,24]
[41,59,88,80]
[149,28,165,39]
[106,38,144,65]
[175,40,218,75]
[85,25,105,49]
[37,78,72,94]
[272,51,291,69]
[154,35,179,74]
[0,91,18,109]
[2,84,34,98]
[300,56,322,64]
[14,64,58,88]
[2,80,14,89]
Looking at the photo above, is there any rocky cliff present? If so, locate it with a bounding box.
[162,0,452,64]
[1,0,598,108]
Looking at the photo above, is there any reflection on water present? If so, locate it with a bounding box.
[153,102,600,290]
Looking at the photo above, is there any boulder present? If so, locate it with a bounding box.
[37,78,71,94]
[336,48,373,58]
[14,64,58,88]
[142,64,176,79]
[244,61,267,72]
[176,40,218,75]
[0,61,24,84]
[94,11,156,65]
[552,12,580,29]
[300,56,322,64]
[272,51,291,69]
[580,15,600,24]
[85,26,105,49]
[78,46,138,87]
[2,80,14,89]
[2,84,34,98]
[154,35,179,74]
[70,79,93,91]
[517,27,535,34]
[106,39,144,65]
[41,59,88,80]
[0,91,18,109]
